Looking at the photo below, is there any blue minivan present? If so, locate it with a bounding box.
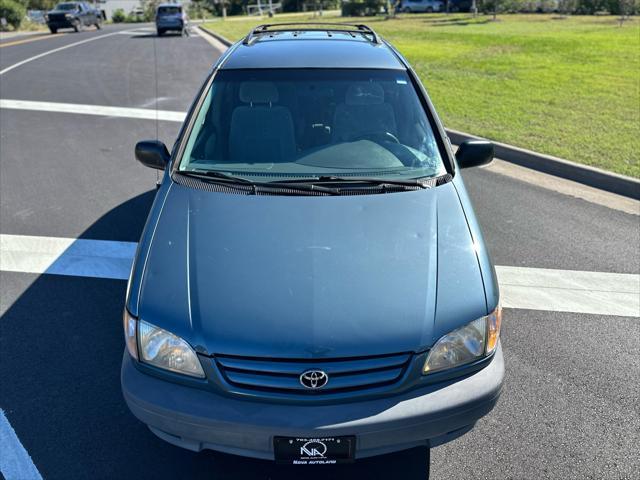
[155,3,187,36]
[122,23,503,467]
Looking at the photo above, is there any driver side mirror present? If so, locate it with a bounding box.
[135,140,170,170]
[455,140,494,169]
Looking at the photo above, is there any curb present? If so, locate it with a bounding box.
[198,25,233,46]
[198,26,640,201]
[447,130,640,200]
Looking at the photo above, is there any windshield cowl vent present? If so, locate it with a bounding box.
[172,173,442,196]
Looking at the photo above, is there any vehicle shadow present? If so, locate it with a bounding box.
[0,190,429,480]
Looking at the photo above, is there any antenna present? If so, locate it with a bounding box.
[153,25,160,187]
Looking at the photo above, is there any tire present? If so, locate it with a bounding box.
[49,27,57,34]
[427,6,434,12]
[95,20,102,29]
[73,21,82,33]
[403,7,411,13]
[157,29,164,36]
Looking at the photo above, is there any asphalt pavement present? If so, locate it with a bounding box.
[0,23,639,480]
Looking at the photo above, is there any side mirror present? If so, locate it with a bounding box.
[135,140,170,170]
[455,140,494,169]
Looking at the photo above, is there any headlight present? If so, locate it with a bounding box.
[138,320,205,378]
[122,312,205,378]
[423,306,502,374]
[65,14,73,18]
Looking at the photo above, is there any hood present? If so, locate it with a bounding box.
[48,8,78,14]
[136,181,487,359]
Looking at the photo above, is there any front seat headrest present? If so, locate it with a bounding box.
[239,82,279,104]
[345,83,385,106]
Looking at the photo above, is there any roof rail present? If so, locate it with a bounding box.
[242,23,380,46]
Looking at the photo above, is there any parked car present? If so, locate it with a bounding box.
[26,10,46,24]
[155,3,187,36]
[398,0,444,13]
[122,23,503,468]
[45,2,101,33]
[130,7,145,19]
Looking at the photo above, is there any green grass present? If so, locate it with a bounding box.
[204,13,640,178]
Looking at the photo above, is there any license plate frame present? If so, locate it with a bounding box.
[273,436,356,465]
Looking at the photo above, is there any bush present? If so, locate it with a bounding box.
[111,8,126,22]
[0,0,26,29]
[341,0,386,16]
[125,13,145,22]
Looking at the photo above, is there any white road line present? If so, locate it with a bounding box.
[0,409,43,480]
[0,30,136,76]
[1,234,639,317]
[0,234,136,280]
[496,266,640,318]
[0,99,185,122]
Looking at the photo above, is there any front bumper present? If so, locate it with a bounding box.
[47,20,75,28]
[121,343,504,459]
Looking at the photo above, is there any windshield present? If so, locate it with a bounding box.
[55,3,78,10]
[158,6,181,14]
[178,69,446,181]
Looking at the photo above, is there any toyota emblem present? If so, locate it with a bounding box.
[299,369,329,389]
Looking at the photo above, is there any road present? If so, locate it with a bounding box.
[1,24,639,480]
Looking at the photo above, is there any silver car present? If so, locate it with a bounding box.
[400,0,444,13]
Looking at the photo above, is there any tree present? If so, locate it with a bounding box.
[557,0,578,14]
[0,0,26,29]
[21,0,58,10]
[481,0,524,19]
[617,0,638,25]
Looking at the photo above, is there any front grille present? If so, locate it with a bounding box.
[48,13,67,22]
[215,352,411,395]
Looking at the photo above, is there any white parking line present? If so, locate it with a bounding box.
[0,99,185,122]
[498,266,640,317]
[1,234,638,317]
[0,409,43,480]
[0,30,135,76]
[0,234,136,280]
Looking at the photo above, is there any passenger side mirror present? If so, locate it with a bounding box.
[455,140,494,169]
[135,140,170,170]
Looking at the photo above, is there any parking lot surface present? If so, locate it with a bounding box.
[1,24,639,479]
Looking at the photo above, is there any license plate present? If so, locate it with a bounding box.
[274,436,356,465]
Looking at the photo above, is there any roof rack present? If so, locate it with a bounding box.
[242,23,380,46]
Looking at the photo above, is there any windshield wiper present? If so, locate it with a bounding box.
[272,175,432,189]
[176,170,340,195]
[258,181,341,195]
[177,170,255,185]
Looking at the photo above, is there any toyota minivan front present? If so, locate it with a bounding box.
[121,23,503,465]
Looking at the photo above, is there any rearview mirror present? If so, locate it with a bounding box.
[135,140,170,170]
[455,140,494,169]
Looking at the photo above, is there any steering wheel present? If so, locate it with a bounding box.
[351,131,400,144]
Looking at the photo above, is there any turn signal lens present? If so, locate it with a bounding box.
[486,306,502,355]
[123,310,138,360]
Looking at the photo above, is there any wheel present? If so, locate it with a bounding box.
[95,20,102,29]
[49,27,57,34]
[426,6,434,12]
[73,21,82,32]
[157,29,164,36]
[403,7,411,13]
